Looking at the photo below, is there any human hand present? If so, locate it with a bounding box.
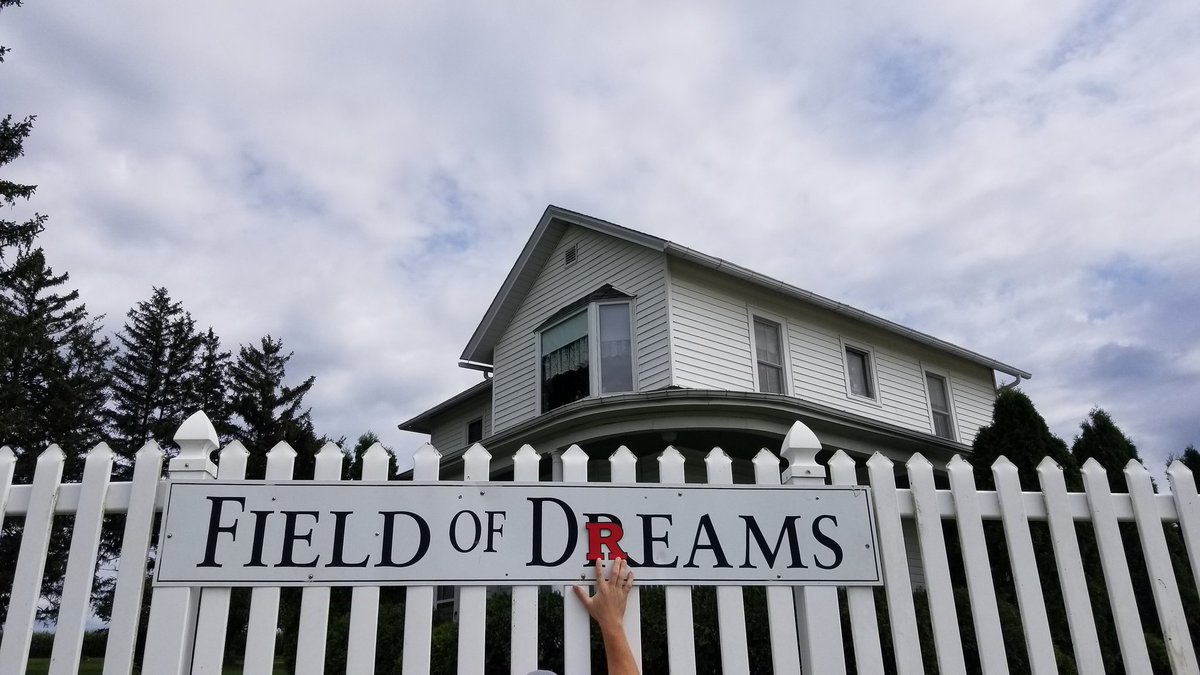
[572,557,634,633]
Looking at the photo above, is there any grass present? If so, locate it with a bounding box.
[25,658,104,674]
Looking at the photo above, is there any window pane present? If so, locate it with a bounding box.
[599,303,633,393]
[467,418,483,444]
[926,374,954,439]
[754,318,783,366]
[542,312,590,411]
[541,311,588,352]
[932,411,954,439]
[758,363,784,394]
[926,373,950,411]
[846,348,873,397]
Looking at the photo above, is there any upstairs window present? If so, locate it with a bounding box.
[540,295,634,412]
[844,345,875,399]
[541,311,590,412]
[925,373,955,440]
[598,303,633,393]
[752,317,786,394]
[466,418,484,445]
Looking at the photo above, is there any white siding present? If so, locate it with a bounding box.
[947,369,996,446]
[429,393,492,453]
[669,271,755,391]
[491,227,670,433]
[668,260,997,442]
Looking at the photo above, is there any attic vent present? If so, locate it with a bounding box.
[564,244,578,266]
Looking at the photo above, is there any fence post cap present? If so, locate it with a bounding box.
[780,420,825,483]
[170,410,218,478]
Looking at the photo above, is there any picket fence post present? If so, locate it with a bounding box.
[780,421,846,675]
[141,411,220,675]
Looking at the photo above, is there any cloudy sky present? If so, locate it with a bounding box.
[3,2,1197,472]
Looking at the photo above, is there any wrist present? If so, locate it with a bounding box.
[600,621,625,639]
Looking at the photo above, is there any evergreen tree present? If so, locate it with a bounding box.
[0,249,112,478]
[971,387,1078,491]
[1071,408,1143,493]
[108,287,204,469]
[188,327,231,441]
[0,248,112,620]
[343,430,397,480]
[1,0,45,264]
[228,335,320,479]
[1176,445,1200,491]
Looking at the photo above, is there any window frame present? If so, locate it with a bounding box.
[536,298,636,413]
[466,417,484,445]
[921,366,958,441]
[840,338,880,403]
[747,309,791,395]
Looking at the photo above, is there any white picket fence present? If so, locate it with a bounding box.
[2,411,1199,674]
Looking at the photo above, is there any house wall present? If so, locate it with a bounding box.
[490,227,671,434]
[428,391,492,453]
[668,260,997,445]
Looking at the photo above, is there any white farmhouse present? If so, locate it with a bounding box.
[400,206,1028,486]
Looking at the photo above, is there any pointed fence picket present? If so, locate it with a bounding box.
[401,442,441,675]
[48,444,114,675]
[242,441,298,675]
[993,457,1057,674]
[191,441,249,675]
[657,446,697,674]
[3,411,1200,675]
[345,442,392,675]
[102,442,163,675]
[866,452,923,675]
[828,450,882,675]
[907,454,965,674]
[755,448,803,674]
[457,443,492,675]
[1125,459,1199,671]
[947,455,1008,675]
[294,443,347,675]
[510,444,542,675]
[608,445,643,666]
[0,445,65,675]
[1036,457,1103,673]
[707,448,751,675]
[560,444,591,675]
[1082,457,1154,671]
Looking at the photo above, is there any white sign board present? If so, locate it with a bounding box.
[155,481,881,587]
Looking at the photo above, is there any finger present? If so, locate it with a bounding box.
[594,557,606,583]
[572,584,591,604]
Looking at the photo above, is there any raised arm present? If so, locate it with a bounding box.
[573,557,640,675]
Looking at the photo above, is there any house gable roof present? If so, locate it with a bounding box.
[461,205,1031,380]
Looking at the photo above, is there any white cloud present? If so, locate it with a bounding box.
[4,1,1198,470]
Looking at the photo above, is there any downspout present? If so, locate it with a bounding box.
[998,372,1025,390]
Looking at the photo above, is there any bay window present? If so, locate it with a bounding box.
[540,299,634,412]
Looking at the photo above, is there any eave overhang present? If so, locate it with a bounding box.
[398,379,492,434]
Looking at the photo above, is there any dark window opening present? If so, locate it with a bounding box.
[467,418,483,445]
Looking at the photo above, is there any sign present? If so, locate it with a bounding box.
[154,481,881,587]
